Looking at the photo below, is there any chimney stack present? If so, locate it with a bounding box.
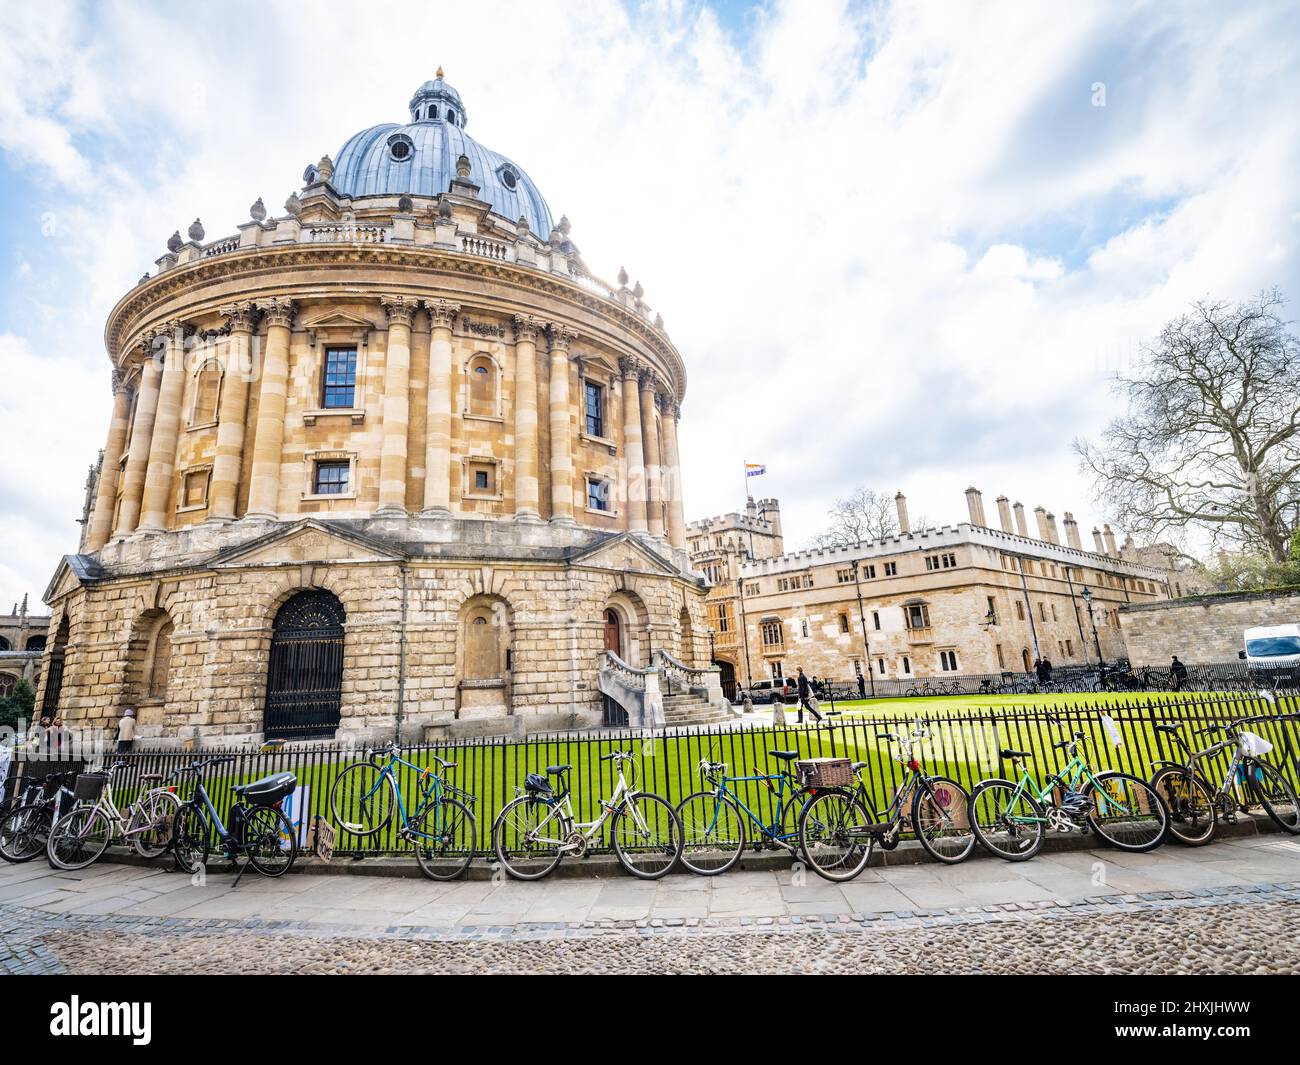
[1045,512,1060,545]
[996,495,1013,533]
[1103,523,1118,556]
[964,486,986,527]
[894,491,910,535]
[1063,511,1083,550]
[1013,502,1028,537]
[1092,527,1106,554]
[1034,505,1050,541]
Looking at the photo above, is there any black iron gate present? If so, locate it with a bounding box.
[264,590,344,738]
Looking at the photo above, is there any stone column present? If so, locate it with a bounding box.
[137,323,189,533]
[377,296,416,515]
[512,315,543,521]
[620,357,647,533]
[245,298,295,520]
[547,323,576,524]
[208,301,257,521]
[422,298,459,515]
[113,333,162,537]
[86,370,132,550]
[639,370,664,539]
[659,394,687,549]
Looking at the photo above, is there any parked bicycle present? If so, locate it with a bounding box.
[798,725,976,882]
[171,757,298,882]
[969,719,1169,860]
[0,770,78,864]
[676,748,822,874]
[1150,715,1300,846]
[493,750,681,881]
[329,742,476,881]
[46,762,180,871]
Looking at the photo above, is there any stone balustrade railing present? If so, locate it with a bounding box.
[597,650,664,728]
[460,235,509,260]
[652,648,719,694]
[305,223,388,244]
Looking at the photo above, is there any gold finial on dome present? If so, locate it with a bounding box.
[436,66,444,78]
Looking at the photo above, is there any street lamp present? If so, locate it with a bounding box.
[707,627,716,663]
[850,559,876,697]
[1081,586,1104,669]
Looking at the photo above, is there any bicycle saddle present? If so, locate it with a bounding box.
[768,750,799,761]
[546,764,571,775]
[1154,723,1182,733]
[139,773,164,782]
[1000,749,1033,760]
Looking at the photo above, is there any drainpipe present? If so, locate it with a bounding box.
[394,563,408,743]
[1016,557,1041,660]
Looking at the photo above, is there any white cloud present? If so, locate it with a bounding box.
[0,0,1297,608]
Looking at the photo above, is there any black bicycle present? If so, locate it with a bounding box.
[171,757,298,881]
[0,770,78,863]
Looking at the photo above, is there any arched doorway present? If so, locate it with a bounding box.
[1021,647,1032,673]
[603,608,622,659]
[265,590,344,738]
[457,596,512,717]
[716,659,737,702]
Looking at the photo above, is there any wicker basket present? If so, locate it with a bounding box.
[796,757,852,788]
[72,772,109,802]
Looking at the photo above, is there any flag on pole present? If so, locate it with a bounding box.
[744,462,766,478]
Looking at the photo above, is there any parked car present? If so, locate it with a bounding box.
[1239,624,1300,688]
[738,678,795,704]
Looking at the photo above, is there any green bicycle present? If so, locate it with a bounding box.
[329,742,477,880]
[970,719,1169,860]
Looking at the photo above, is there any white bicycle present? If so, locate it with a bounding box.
[46,762,181,871]
[492,750,683,880]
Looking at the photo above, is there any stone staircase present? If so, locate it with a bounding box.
[662,691,737,728]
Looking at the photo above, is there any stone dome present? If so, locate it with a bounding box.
[331,71,554,236]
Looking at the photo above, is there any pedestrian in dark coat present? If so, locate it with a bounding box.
[795,667,823,724]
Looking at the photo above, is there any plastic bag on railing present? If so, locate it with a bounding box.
[1100,714,1124,749]
[1239,731,1274,757]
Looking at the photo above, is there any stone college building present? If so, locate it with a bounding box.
[37,72,728,747]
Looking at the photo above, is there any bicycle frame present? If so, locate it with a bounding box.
[361,748,469,843]
[62,766,173,845]
[704,767,803,848]
[1002,740,1135,824]
[524,766,640,852]
[1157,724,1264,810]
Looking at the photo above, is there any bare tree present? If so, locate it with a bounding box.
[811,486,899,549]
[1077,290,1300,562]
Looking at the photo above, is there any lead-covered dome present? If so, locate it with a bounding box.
[332,71,553,236]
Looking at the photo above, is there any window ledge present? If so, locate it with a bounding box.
[580,431,617,453]
[462,411,504,424]
[186,420,218,433]
[302,492,357,502]
[175,502,209,514]
[584,506,618,518]
[303,408,366,426]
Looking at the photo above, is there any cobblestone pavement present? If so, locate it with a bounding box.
[3,834,1299,974]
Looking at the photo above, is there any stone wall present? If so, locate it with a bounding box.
[1119,589,1300,665]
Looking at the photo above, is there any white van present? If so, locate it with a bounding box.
[1240,624,1300,666]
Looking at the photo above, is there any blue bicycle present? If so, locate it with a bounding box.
[675,749,815,874]
[328,742,476,880]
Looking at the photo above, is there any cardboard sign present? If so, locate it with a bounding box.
[314,816,336,863]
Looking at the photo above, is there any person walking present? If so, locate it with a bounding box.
[116,707,137,754]
[1034,657,1048,684]
[856,672,867,700]
[795,667,823,724]
[1170,655,1188,692]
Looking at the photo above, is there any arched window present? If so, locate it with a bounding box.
[0,636,9,651]
[25,635,45,652]
[0,674,16,699]
[192,362,221,424]
[467,354,497,416]
[447,109,456,125]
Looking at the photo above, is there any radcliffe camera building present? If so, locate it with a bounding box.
[688,488,1177,691]
[37,72,726,745]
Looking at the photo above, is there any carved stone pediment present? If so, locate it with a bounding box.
[571,534,680,576]
[212,520,404,568]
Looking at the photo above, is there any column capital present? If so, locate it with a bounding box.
[380,294,418,326]
[618,355,642,378]
[257,297,296,330]
[547,322,577,351]
[218,300,258,334]
[111,368,128,395]
[512,314,544,342]
[637,367,659,393]
[424,298,461,329]
[656,392,679,418]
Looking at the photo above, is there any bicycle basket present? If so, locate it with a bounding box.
[73,772,110,802]
[796,758,852,788]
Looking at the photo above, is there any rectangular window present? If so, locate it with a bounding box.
[800,619,809,638]
[584,380,604,438]
[996,644,1005,669]
[1015,601,1025,621]
[837,568,853,584]
[587,477,609,511]
[761,619,784,648]
[182,468,209,509]
[1066,639,1074,657]
[986,596,998,625]
[313,460,350,495]
[883,561,897,576]
[467,461,496,496]
[905,603,930,629]
[322,348,357,409]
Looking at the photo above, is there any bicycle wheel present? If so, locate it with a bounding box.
[912,776,976,864]
[328,763,395,837]
[1084,772,1168,851]
[412,797,476,881]
[245,805,296,877]
[493,794,565,880]
[130,789,182,859]
[0,803,54,863]
[172,803,210,874]
[47,805,113,871]
[1245,759,1300,835]
[676,791,746,875]
[1150,766,1216,846]
[612,792,682,880]
[969,780,1045,860]
[798,789,873,882]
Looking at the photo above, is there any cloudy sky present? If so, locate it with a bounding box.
[1,0,1297,609]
